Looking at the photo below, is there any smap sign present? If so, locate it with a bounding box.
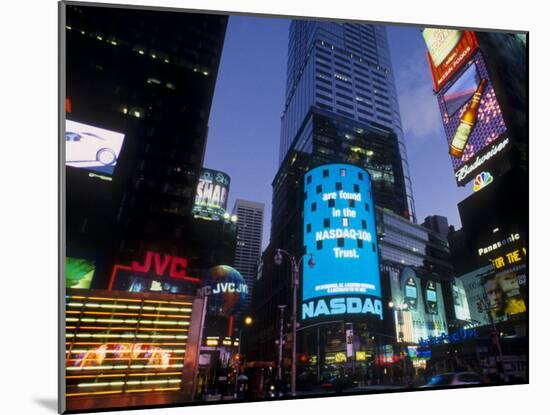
[302,164,382,321]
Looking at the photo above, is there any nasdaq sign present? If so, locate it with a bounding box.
[302,164,382,321]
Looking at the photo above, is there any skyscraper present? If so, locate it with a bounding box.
[65,4,230,288]
[279,21,416,221]
[249,20,417,364]
[233,199,265,313]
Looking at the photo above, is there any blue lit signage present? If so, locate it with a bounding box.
[302,164,382,321]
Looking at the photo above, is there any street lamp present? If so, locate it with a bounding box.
[274,248,314,396]
[233,316,253,398]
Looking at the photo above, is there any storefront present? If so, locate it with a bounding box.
[64,289,206,411]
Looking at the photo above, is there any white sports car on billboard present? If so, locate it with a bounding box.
[65,120,125,175]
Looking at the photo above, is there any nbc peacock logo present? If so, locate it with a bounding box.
[473,171,493,192]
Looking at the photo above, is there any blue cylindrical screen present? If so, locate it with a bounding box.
[302,163,382,321]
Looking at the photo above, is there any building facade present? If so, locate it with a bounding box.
[232,199,265,314]
[279,21,415,221]
[65,5,230,290]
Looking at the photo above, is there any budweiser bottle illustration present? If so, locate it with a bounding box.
[449,78,487,158]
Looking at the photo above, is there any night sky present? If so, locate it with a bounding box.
[204,16,471,248]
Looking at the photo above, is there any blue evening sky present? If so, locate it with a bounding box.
[204,16,471,248]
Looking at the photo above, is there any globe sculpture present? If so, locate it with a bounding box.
[203,265,248,317]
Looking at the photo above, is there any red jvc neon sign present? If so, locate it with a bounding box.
[132,251,189,279]
[108,251,200,290]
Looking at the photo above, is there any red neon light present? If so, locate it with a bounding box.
[66,97,72,113]
[109,252,200,291]
[131,251,189,279]
[108,264,132,290]
[71,343,173,368]
[228,315,234,337]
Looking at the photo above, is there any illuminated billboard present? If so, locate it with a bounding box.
[108,251,201,295]
[191,168,231,220]
[452,278,471,321]
[64,289,205,411]
[65,119,125,175]
[484,270,526,322]
[423,29,478,93]
[302,163,382,321]
[66,257,95,289]
[436,51,509,185]
[387,266,448,344]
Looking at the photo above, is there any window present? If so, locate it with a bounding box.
[358,172,363,180]
[311,202,317,212]
[342,218,349,227]
[336,182,343,191]
[323,169,329,178]
[348,199,355,208]
[316,184,322,194]
[340,168,347,177]
[335,84,353,94]
[316,93,333,102]
[304,191,308,200]
[336,100,354,110]
[317,240,323,250]
[372,243,376,252]
[365,203,370,212]
[307,223,311,233]
[336,92,352,101]
[328,199,335,208]
[337,238,344,247]
[358,239,363,248]
[354,184,359,192]
[361,219,367,229]
[307,175,312,184]
[323,218,330,228]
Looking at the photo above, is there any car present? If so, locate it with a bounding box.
[320,375,355,390]
[66,131,118,167]
[422,372,484,388]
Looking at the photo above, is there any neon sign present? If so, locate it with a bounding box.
[132,251,189,279]
[108,251,200,291]
[491,247,526,270]
[418,327,478,347]
[473,171,493,192]
[73,343,172,369]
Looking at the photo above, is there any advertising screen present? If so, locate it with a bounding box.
[425,280,438,314]
[423,29,479,92]
[387,267,447,344]
[484,270,526,322]
[436,51,509,185]
[191,168,231,220]
[66,257,95,289]
[302,164,382,321]
[65,119,125,175]
[452,278,472,321]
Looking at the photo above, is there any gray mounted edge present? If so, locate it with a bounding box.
[58,1,67,414]
[61,0,528,35]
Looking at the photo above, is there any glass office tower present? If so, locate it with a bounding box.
[279,21,416,221]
